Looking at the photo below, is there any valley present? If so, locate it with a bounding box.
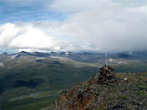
[0,51,147,110]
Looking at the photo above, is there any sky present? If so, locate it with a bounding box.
[0,0,147,52]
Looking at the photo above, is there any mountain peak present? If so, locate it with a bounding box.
[52,65,147,110]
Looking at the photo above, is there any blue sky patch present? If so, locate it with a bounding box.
[0,0,67,24]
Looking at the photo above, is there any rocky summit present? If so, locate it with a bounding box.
[51,65,147,110]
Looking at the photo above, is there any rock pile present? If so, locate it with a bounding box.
[89,65,116,85]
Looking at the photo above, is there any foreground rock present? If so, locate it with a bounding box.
[51,65,147,110]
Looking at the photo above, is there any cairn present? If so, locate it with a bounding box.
[98,64,115,83]
[89,64,116,85]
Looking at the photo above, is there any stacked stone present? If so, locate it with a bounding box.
[98,64,114,82]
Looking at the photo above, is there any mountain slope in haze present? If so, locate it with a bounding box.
[0,54,98,110]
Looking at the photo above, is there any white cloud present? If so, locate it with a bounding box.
[0,0,147,52]
[9,27,57,49]
[0,23,89,52]
[49,0,147,52]
[0,23,61,51]
[0,23,20,47]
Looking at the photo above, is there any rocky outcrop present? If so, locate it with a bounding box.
[52,65,147,110]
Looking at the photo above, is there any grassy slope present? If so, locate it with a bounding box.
[54,72,147,110]
[0,56,98,110]
[1,56,147,110]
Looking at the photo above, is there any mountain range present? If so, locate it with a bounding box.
[0,50,147,110]
[2,50,147,62]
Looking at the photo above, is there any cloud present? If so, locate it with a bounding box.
[0,23,59,51]
[49,0,147,52]
[0,23,89,52]
[0,0,147,52]
[50,0,115,13]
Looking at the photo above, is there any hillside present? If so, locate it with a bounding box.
[52,66,147,110]
[0,55,98,110]
[0,52,147,110]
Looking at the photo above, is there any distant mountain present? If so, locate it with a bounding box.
[10,51,51,58]
[9,50,147,61]
[1,50,147,63]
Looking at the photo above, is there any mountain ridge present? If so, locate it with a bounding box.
[51,66,147,110]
